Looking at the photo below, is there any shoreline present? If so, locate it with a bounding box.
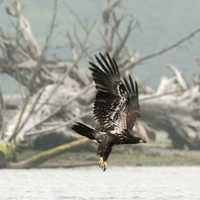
[14,148,200,169]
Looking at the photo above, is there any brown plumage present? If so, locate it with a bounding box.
[72,52,146,171]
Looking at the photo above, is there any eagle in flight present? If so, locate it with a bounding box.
[72,52,146,171]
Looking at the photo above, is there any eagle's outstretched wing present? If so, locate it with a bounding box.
[89,52,139,132]
[89,52,121,95]
[89,52,126,129]
[123,75,140,130]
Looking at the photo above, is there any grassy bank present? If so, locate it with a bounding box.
[16,146,200,168]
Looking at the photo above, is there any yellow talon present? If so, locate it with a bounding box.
[99,157,108,171]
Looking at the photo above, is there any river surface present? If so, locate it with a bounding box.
[0,167,200,200]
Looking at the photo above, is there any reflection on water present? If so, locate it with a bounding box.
[0,167,200,200]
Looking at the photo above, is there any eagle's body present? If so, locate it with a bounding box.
[72,52,146,171]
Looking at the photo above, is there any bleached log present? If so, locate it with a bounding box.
[140,96,200,149]
[4,79,82,145]
[156,76,176,95]
[3,74,200,150]
[166,64,188,90]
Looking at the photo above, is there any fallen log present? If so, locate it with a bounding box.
[8,138,90,169]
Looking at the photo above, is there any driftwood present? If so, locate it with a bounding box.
[8,138,90,169]
[139,65,200,149]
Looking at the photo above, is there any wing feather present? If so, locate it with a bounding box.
[89,53,120,94]
[94,91,122,128]
[89,52,140,133]
[123,75,140,130]
[89,53,127,129]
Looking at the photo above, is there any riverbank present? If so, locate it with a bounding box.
[16,146,200,168]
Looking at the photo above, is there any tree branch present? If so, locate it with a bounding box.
[123,27,200,71]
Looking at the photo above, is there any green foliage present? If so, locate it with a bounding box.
[0,140,16,161]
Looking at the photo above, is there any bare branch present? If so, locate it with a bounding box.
[166,64,188,90]
[113,17,135,59]
[123,27,200,72]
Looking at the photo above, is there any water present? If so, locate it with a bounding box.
[0,167,200,200]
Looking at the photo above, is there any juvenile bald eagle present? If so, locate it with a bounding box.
[72,52,146,171]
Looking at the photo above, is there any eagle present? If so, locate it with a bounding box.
[72,52,146,171]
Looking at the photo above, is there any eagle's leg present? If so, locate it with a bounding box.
[99,157,108,171]
[97,142,112,171]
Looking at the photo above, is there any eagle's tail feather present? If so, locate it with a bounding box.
[71,122,95,139]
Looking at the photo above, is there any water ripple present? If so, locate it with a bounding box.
[0,167,200,200]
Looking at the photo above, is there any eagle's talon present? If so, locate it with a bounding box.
[99,157,107,171]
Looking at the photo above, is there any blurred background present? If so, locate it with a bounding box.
[1,0,200,94]
[0,0,200,169]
